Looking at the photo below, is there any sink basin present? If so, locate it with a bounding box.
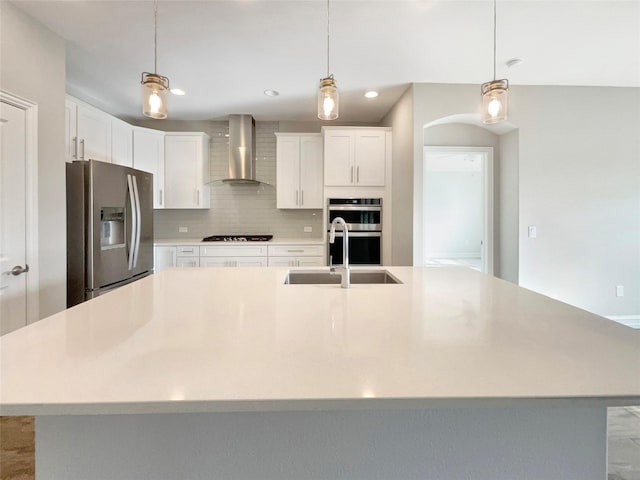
[284,270,402,285]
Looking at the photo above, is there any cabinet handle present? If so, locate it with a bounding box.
[296,259,301,267]
[357,166,360,183]
[181,248,194,253]
[80,139,85,160]
[350,166,354,183]
[287,249,304,253]
[159,189,163,206]
[301,190,304,205]
[72,136,78,159]
[195,188,199,206]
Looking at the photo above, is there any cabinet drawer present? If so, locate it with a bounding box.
[176,245,199,256]
[268,245,324,257]
[200,245,268,257]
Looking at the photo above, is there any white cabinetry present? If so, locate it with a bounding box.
[323,128,387,186]
[154,246,176,273]
[176,245,200,267]
[164,133,210,209]
[65,97,111,163]
[200,245,268,267]
[133,127,165,209]
[275,133,323,209]
[267,245,325,267]
[111,118,133,167]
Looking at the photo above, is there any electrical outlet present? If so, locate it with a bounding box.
[528,226,537,238]
[179,226,188,233]
[303,226,313,233]
[616,285,624,297]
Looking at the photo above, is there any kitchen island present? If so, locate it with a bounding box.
[1,267,638,479]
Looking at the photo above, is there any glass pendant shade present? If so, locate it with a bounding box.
[481,79,508,124]
[141,72,169,119]
[318,76,339,120]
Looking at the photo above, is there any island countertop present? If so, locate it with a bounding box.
[1,267,638,415]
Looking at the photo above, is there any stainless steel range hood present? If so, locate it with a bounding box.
[221,114,261,185]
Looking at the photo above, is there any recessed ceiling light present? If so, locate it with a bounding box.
[506,58,524,68]
[264,89,280,97]
[170,88,186,96]
[364,91,379,98]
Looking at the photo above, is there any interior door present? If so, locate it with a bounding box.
[0,101,28,335]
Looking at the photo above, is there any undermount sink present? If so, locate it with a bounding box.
[284,270,402,285]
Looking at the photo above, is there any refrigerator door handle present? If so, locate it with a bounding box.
[126,174,136,271]
[132,175,142,269]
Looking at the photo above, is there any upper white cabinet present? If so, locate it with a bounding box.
[133,127,165,209]
[111,118,133,167]
[164,133,210,209]
[65,97,111,163]
[275,133,322,209]
[323,128,388,187]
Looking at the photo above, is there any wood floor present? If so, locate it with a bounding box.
[0,409,638,479]
[0,416,34,480]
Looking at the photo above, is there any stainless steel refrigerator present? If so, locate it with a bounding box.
[67,160,154,307]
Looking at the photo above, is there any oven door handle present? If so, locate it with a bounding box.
[328,231,381,238]
[327,205,381,211]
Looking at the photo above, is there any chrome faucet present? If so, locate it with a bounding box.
[329,217,350,288]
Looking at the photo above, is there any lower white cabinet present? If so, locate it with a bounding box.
[155,243,325,270]
[201,257,268,268]
[154,246,176,273]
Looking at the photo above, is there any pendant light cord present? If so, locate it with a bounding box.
[493,0,497,80]
[326,0,331,77]
[154,0,158,74]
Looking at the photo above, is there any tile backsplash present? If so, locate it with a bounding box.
[153,121,324,239]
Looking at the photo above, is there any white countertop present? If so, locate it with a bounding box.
[154,238,325,246]
[1,267,638,415]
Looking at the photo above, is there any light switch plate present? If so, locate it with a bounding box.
[179,226,188,233]
[304,226,313,233]
[528,226,537,238]
[616,285,624,297]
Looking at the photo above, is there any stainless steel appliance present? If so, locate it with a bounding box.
[67,160,154,307]
[327,198,382,265]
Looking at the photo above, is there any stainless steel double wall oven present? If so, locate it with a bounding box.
[327,198,382,265]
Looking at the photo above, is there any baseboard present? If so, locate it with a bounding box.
[606,315,640,329]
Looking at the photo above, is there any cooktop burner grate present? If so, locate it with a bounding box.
[202,235,273,242]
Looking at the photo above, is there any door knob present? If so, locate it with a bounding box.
[3,265,29,276]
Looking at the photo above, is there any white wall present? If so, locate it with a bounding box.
[0,1,66,318]
[395,83,639,317]
[380,85,414,265]
[512,85,640,316]
[499,129,519,284]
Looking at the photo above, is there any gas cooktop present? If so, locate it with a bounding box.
[202,235,273,242]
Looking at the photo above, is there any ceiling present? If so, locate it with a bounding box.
[12,0,640,123]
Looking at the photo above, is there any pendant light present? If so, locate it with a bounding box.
[481,0,508,124]
[141,0,169,119]
[318,0,339,120]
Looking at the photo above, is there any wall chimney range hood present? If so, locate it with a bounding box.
[220,114,265,185]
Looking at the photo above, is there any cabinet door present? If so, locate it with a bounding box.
[154,246,176,273]
[324,130,354,186]
[165,135,204,209]
[297,257,325,267]
[111,118,133,167]
[299,136,323,208]
[176,257,200,267]
[64,99,78,162]
[77,104,111,162]
[268,257,296,267]
[133,128,165,209]
[236,257,268,267]
[355,131,386,186]
[276,135,301,208]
